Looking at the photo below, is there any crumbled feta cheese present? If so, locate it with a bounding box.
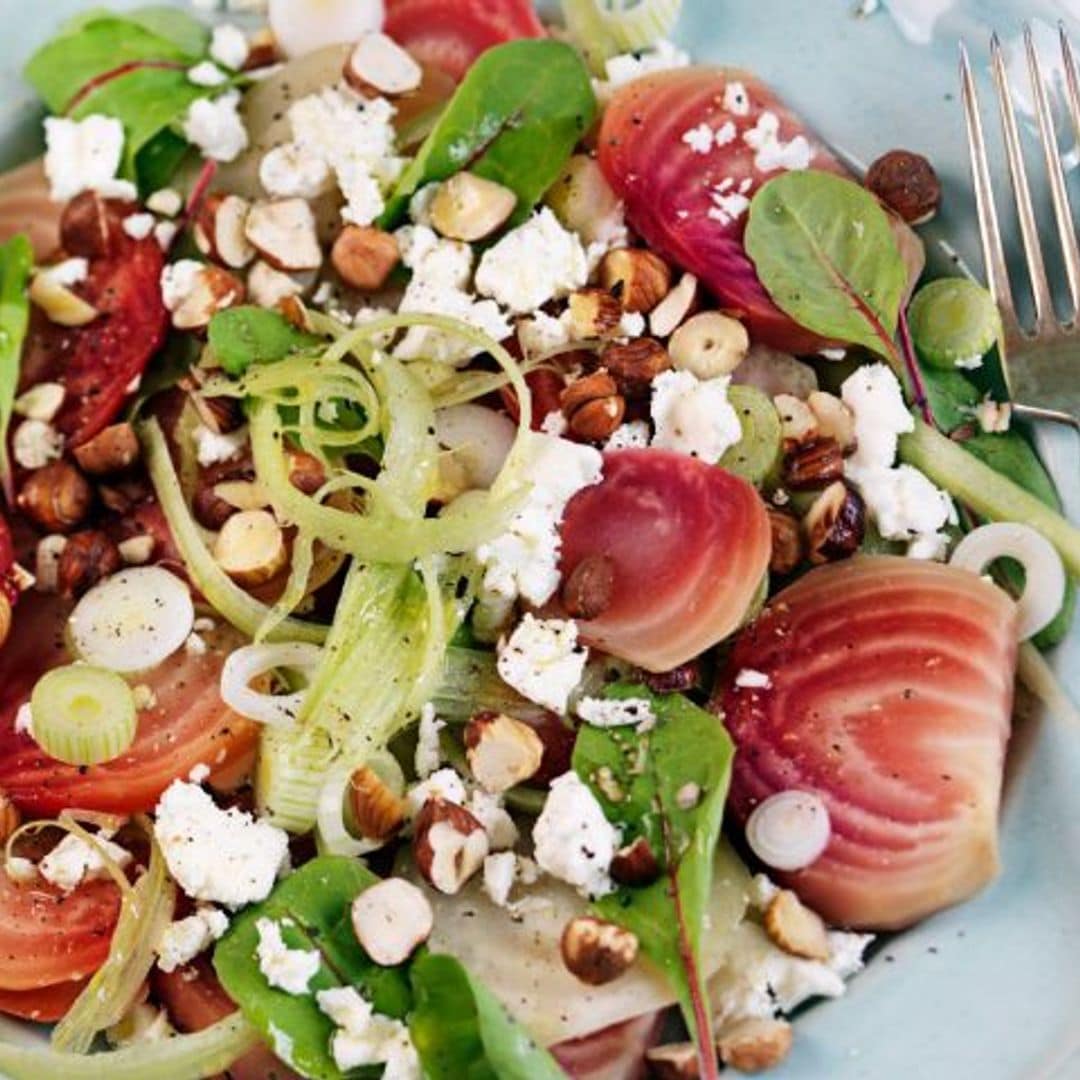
[715,120,737,146]
[475,209,589,315]
[132,684,158,711]
[414,703,444,780]
[577,697,657,731]
[467,789,518,851]
[533,772,619,898]
[742,111,813,173]
[860,464,956,542]
[39,832,132,893]
[256,918,322,995]
[160,259,204,313]
[841,363,914,474]
[683,123,715,154]
[13,701,33,735]
[43,115,136,202]
[540,411,569,437]
[192,422,248,467]
[974,398,1012,434]
[122,213,156,241]
[497,615,588,715]
[259,143,333,199]
[601,39,690,96]
[708,186,751,226]
[210,23,250,70]
[408,183,439,226]
[155,221,179,251]
[651,369,743,463]
[723,80,752,116]
[183,90,249,163]
[317,987,420,1078]
[619,311,646,338]
[393,226,511,365]
[147,188,183,217]
[734,669,772,690]
[188,61,229,87]
[13,419,63,469]
[189,761,211,782]
[157,906,229,973]
[281,88,404,226]
[5,856,37,884]
[405,767,468,819]
[482,851,517,908]
[709,921,873,1026]
[476,432,603,607]
[518,311,572,357]
[605,420,651,451]
[154,780,289,908]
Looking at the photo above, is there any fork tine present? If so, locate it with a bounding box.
[989,31,1057,336]
[1027,26,1080,318]
[1061,23,1080,149]
[959,43,1021,343]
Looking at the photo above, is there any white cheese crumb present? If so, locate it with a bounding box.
[157,906,229,973]
[154,780,289,908]
[414,703,444,780]
[39,832,132,893]
[13,701,33,735]
[43,115,137,202]
[539,410,569,437]
[192,422,248,467]
[210,24,250,70]
[734,669,772,690]
[533,772,619,899]
[600,39,690,98]
[742,110,813,173]
[188,61,229,87]
[467,789,518,851]
[723,80,752,116]
[183,90,249,163]
[122,213,156,241]
[577,697,657,732]
[13,419,63,469]
[974,398,1012,434]
[482,851,518,908]
[256,918,322,995]
[316,987,420,1077]
[405,767,468,820]
[683,123,716,154]
[518,311,572,357]
[259,143,333,200]
[605,420,651,451]
[496,615,588,715]
[651,369,742,463]
[155,221,179,251]
[475,209,589,315]
[146,188,183,217]
[6,856,37,884]
[132,684,158,711]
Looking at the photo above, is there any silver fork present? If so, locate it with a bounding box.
[959,23,1080,431]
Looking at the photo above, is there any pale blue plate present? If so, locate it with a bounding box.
[0,2,1077,1078]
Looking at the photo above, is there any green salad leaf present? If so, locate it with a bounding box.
[0,235,33,503]
[573,684,734,1076]
[208,307,324,377]
[382,39,597,228]
[409,954,565,1080]
[215,857,564,1080]
[745,170,908,364]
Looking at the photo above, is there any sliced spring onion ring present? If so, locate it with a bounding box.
[141,418,328,645]
[745,790,832,872]
[951,522,1067,640]
[0,1014,258,1080]
[908,277,1002,370]
[719,385,782,486]
[67,568,194,674]
[30,666,137,766]
[221,642,324,726]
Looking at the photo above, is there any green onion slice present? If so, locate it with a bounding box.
[908,278,1002,370]
[719,385,783,486]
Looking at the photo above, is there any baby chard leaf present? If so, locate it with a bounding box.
[745,170,908,364]
[208,306,324,377]
[382,39,597,228]
[572,685,735,1079]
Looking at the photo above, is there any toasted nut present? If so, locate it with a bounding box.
[344,32,423,97]
[213,480,270,512]
[773,394,819,447]
[430,173,518,243]
[17,463,93,533]
[807,391,856,451]
[669,312,749,379]
[763,888,831,961]
[276,293,312,331]
[544,154,626,247]
[349,765,407,843]
[351,878,433,966]
[600,337,671,396]
[649,273,700,339]
[30,271,99,328]
[245,199,323,272]
[35,535,68,593]
[60,192,115,258]
[783,438,845,491]
[566,288,624,340]
[412,797,490,895]
[0,596,10,655]
[561,370,619,416]
[464,712,545,794]
[118,534,156,566]
[331,225,400,291]
[561,916,639,986]
[57,530,122,598]
[717,1018,793,1074]
[14,383,65,424]
[73,423,141,476]
[288,451,327,496]
[13,420,62,471]
[214,509,288,587]
[169,265,246,331]
[767,508,804,575]
[561,370,626,442]
[195,194,255,270]
[0,789,20,846]
[804,481,866,564]
[247,261,309,309]
[244,28,280,70]
[190,391,245,436]
[193,484,241,531]
[600,249,672,313]
[644,1043,700,1080]
[561,553,615,621]
[866,149,941,225]
[610,836,661,887]
[644,660,700,694]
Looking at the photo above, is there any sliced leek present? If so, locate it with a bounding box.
[220,642,324,727]
[719,385,783,486]
[256,724,336,832]
[30,666,137,766]
[562,0,684,73]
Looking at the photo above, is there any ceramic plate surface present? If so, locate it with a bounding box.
[0,2,1076,1077]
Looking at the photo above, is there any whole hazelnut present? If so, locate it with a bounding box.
[58,530,122,597]
[866,150,942,225]
[17,463,94,533]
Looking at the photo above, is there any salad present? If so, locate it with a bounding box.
[0,0,1075,1078]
